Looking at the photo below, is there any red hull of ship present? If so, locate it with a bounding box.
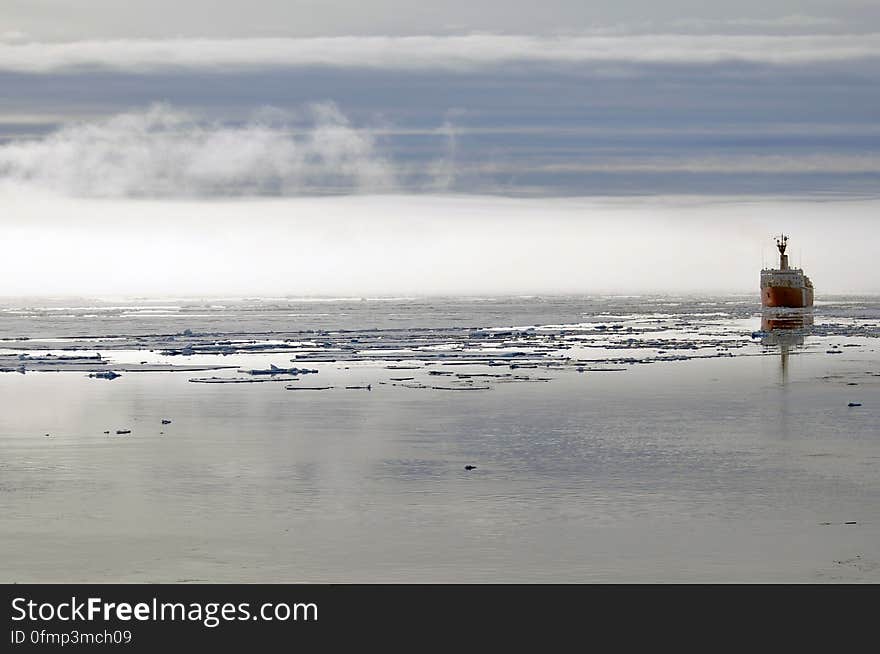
[761,286,813,308]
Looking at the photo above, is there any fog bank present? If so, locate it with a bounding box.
[1,192,876,296]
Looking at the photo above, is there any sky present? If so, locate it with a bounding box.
[1,1,878,295]
[4,2,880,39]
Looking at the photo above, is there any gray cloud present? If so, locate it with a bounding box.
[3,1,879,40]
[2,35,879,199]
[0,103,396,196]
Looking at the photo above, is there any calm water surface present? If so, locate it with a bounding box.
[0,296,877,581]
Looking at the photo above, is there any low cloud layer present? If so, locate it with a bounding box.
[464,154,880,175]
[2,33,880,74]
[4,102,880,198]
[0,104,395,196]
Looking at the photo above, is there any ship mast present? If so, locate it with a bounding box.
[775,234,789,270]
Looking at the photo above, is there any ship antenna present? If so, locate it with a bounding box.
[775,233,788,255]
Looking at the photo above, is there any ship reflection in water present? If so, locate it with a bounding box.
[760,310,814,384]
